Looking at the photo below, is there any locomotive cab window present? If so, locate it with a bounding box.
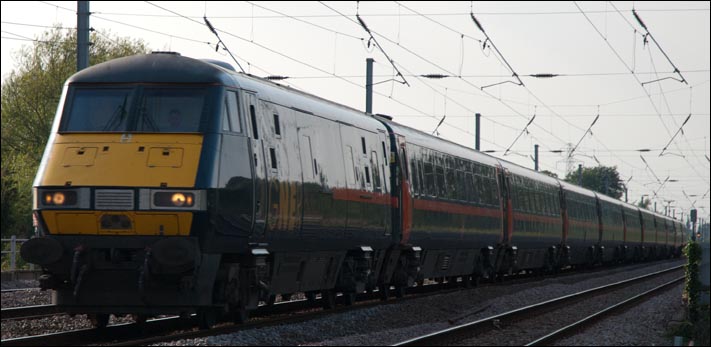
[61,87,133,132]
[60,85,215,133]
[226,91,241,133]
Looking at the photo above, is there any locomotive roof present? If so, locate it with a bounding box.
[68,52,235,85]
[228,72,387,134]
[68,53,386,134]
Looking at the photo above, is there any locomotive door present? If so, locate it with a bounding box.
[243,92,267,236]
[297,127,323,233]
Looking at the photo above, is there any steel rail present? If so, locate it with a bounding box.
[1,304,62,320]
[391,264,683,346]
[524,276,684,346]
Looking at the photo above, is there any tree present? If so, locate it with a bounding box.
[539,170,559,179]
[564,165,624,199]
[1,27,148,237]
[637,196,652,210]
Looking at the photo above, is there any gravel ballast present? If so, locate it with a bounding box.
[153,260,686,346]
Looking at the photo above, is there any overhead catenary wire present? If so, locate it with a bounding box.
[631,8,688,85]
[202,16,246,73]
[504,110,536,156]
[321,2,574,151]
[354,5,409,87]
[91,7,711,19]
[574,1,710,193]
[568,113,600,158]
[20,1,707,212]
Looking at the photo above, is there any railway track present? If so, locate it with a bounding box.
[1,288,41,294]
[391,264,684,346]
[1,260,683,346]
[523,278,683,346]
[1,305,63,320]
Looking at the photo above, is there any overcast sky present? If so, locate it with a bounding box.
[2,1,709,221]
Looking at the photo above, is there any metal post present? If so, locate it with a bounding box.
[10,235,16,271]
[625,187,628,202]
[475,113,481,151]
[577,164,582,186]
[77,1,90,71]
[534,144,539,171]
[366,58,374,114]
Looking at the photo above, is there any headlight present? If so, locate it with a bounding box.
[155,192,195,207]
[140,189,205,210]
[41,191,78,206]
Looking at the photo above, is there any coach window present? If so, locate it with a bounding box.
[472,174,481,204]
[445,165,456,200]
[371,151,381,192]
[465,172,474,203]
[490,177,498,205]
[435,162,446,198]
[416,158,424,196]
[410,157,419,195]
[423,160,434,196]
[455,170,465,201]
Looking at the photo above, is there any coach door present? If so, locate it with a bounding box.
[398,140,413,244]
[243,92,267,236]
[496,166,512,245]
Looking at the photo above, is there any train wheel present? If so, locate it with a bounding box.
[379,284,390,301]
[462,275,472,288]
[197,308,218,330]
[132,314,148,325]
[232,307,249,324]
[344,292,356,306]
[321,290,336,309]
[90,313,110,328]
[394,286,406,298]
[306,291,318,307]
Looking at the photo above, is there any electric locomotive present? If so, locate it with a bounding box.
[22,52,400,327]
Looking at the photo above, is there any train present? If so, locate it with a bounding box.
[21,52,686,328]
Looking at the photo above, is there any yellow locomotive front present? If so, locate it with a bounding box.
[21,53,232,325]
